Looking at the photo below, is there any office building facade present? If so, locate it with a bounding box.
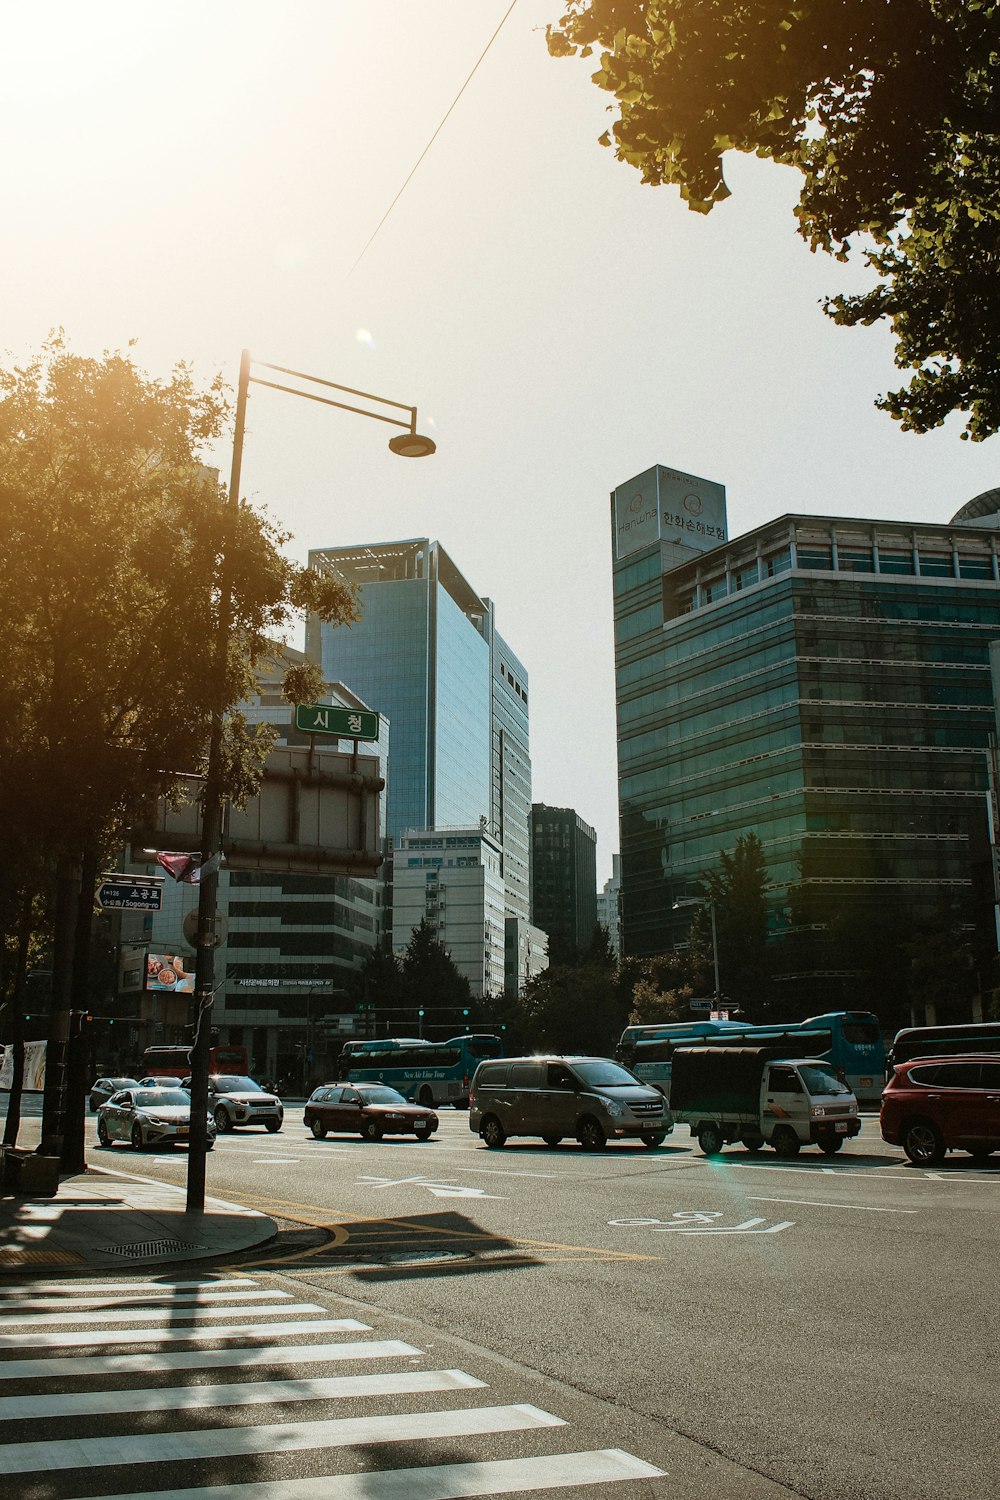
[119,651,389,1084]
[530,803,599,963]
[391,825,506,999]
[306,539,532,924]
[612,467,1000,1019]
[597,853,622,957]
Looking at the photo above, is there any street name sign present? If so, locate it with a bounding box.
[97,877,164,911]
[295,703,379,740]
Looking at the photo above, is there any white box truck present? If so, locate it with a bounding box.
[670,1044,861,1158]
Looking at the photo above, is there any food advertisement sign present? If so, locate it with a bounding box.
[146,953,195,994]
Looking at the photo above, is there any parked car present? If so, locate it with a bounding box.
[96,1086,217,1151]
[89,1076,140,1112]
[181,1074,283,1133]
[304,1082,438,1141]
[880,1054,1000,1164]
[469,1055,672,1150]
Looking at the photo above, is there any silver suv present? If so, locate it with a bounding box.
[183,1074,284,1133]
[470,1054,672,1150]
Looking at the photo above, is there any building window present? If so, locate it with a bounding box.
[877,551,914,575]
[798,546,832,571]
[918,552,953,577]
[957,555,993,580]
[838,547,873,573]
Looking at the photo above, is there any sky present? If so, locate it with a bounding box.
[4,2,998,884]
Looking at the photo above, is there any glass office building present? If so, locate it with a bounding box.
[307,539,532,924]
[612,469,1000,1015]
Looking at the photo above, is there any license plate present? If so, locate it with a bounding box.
[860,1077,872,1086]
[175,1127,189,1135]
[835,1122,848,1133]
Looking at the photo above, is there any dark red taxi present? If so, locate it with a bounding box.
[880,1054,1000,1164]
[304,1082,438,1141]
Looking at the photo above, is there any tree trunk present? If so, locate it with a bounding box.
[39,854,81,1161]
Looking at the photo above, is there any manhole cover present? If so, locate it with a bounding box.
[377,1249,470,1266]
[101,1238,202,1258]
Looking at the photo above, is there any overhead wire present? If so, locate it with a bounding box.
[347,0,519,277]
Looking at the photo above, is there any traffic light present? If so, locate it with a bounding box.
[462,1009,469,1017]
[418,1009,425,1018]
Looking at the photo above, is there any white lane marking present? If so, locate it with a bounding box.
[87,1448,666,1499]
[0,1300,320,1328]
[357,1174,502,1199]
[0,1278,257,1297]
[0,1337,411,1383]
[0,1368,484,1420]
[251,1157,301,1164]
[6,1403,565,1474]
[748,1195,917,1214]
[733,1161,1000,1185]
[609,1212,794,1235]
[4,1289,287,1313]
[0,1317,366,1351]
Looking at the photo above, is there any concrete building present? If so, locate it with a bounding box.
[306,539,532,925]
[118,649,389,1084]
[611,465,1000,1021]
[505,916,550,997]
[596,854,622,957]
[391,825,506,999]
[530,804,599,963]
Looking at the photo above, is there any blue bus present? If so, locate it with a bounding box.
[337,1034,503,1107]
[618,1010,885,1104]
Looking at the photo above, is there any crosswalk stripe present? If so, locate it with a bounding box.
[0,1316,368,1350]
[3,1288,287,1313]
[0,1300,322,1328]
[0,1337,411,1382]
[87,1448,666,1498]
[5,1402,566,1474]
[0,1368,485,1420]
[0,1277,257,1297]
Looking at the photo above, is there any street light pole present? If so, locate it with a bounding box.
[185,350,434,1214]
[673,895,721,1007]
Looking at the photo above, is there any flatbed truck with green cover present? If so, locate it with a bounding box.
[670,1044,861,1158]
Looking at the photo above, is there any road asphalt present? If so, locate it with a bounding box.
[0,1164,278,1274]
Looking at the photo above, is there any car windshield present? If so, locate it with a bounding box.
[358,1086,408,1105]
[799,1064,852,1097]
[572,1060,642,1088]
[212,1076,262,1092]
[104,1078,138,1089]
[134,1089,191,1107]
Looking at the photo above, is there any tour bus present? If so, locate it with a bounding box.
[886,1021,1000,1074]
[337,1034,503,1107]
[141,1042,250,1080]
[618,1010,885,1104]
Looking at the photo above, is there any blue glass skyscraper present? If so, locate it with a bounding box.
[306,539,531,923]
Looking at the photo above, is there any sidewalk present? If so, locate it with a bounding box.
[0,1166,278,1274]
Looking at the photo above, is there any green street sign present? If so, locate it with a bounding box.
[295,703,379,740]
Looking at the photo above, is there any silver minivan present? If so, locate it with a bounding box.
[469,1054,672,1150]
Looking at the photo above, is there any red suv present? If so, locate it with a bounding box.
[880,1054,1000,1164]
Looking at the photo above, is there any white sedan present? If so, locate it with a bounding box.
[96,1087,217,1151]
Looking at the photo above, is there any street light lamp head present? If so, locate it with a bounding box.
[388,431,436,458]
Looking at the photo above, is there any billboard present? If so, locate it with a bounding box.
[146,954,195,994]
[613,465,727,561]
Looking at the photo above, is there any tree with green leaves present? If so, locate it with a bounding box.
[548,2,1000,438]
[687,832,770,1016]
[0,334,357,1163]
[399,918,473,1017]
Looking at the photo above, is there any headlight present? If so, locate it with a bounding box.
[597,1096,624,1117]
[810,1106,826,1118]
